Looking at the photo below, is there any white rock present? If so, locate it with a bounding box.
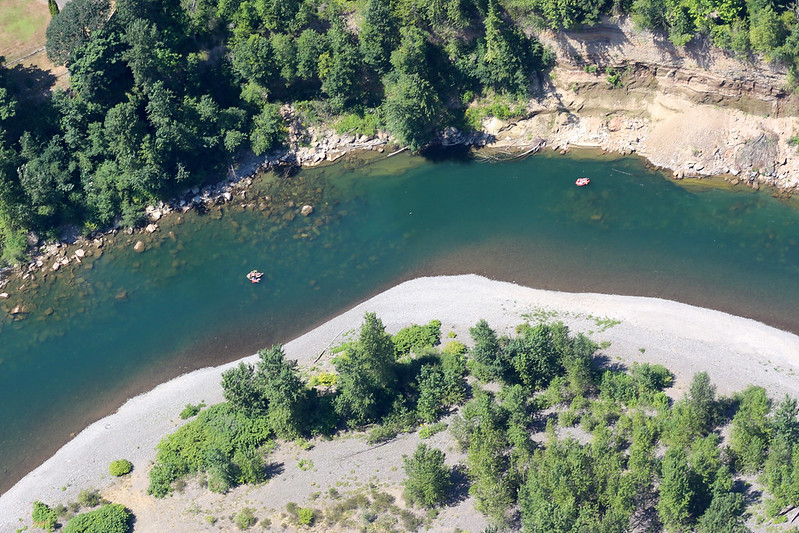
[145,224,158,234]
[301,205,314,216]
[52,262,60,271]
[0,292,8,299]
[74,249,86,259]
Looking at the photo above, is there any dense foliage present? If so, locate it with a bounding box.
[0,0,554,264]
[108,459,133,477]
[148,313,468,497]
[142,313,799,533]
[62,504,132,533]
[1,0,797,264]
[32,500,58,532]
[403,443,452,508]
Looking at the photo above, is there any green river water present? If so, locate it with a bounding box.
[1,150,798,493]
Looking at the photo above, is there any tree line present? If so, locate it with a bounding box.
[2,0,797,266]
[0,0,550,265]
[144,313,799,532]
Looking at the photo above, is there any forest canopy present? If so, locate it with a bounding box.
[1,0,796,264]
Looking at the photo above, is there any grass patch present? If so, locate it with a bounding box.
[334,112,381,137]
[419,422,447,439]
[463,92,528,131]
[0,0,50,58]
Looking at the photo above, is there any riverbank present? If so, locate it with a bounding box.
[2,275,798,531]
[3,17,799,297]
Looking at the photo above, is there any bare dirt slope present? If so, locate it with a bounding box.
[485,17,799,192]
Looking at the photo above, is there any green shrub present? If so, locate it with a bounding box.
[32,501,58,532]
[77,489,102,508]
[147,403,272,497]
[334,113,381,137]
[179,402,205,419]
[234,507,257,529]
[393,320,442,357]
[1,228,27,266]
[63,504,132,533]
[419,422,447,439]
[297,507,315,525]
[558,409,580,427]
[308,372,337,387]
[108,459,133,477]
[441,341,467,356]
[605,67,622,87]
[367,424,399,445]
[297,458,314,471]
[464,96,528,131]
[403,443,451,508]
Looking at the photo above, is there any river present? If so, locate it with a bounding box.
[1,149,798,494]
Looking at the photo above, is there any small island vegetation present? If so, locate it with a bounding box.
[107,459,133,477]
[129,311,799,531]
[2,0,799,265]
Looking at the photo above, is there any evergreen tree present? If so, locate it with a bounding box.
[360,0,399,74]
[334,312,397,425]
[403,443,451,507]
[257,345,308,439]
[469,319,504,381]
[730,385,772,473]
[657,447,695,531]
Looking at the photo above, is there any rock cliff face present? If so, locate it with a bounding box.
[481,17,799,192]
[540,18,799,116]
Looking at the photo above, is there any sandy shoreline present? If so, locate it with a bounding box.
[2,274,799,530]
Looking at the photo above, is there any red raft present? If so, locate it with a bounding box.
[575,177,591,186]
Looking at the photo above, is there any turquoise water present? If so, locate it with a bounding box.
[1,150,798,492]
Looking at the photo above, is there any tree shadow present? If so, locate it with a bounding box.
[419,143,475,164]
[592,353,627,373]
[265,461,285,479]
[3,62,58,101]
[737,479,761,506]
[445,463,471,506]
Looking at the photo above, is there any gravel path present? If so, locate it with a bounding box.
[2,275,798,531]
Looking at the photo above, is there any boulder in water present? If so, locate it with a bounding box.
[134,241,146,253]
[301,205,314,216]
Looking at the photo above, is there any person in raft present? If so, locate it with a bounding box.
[246,270,263,283]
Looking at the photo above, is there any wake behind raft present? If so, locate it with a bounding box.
[246,270,263,283]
